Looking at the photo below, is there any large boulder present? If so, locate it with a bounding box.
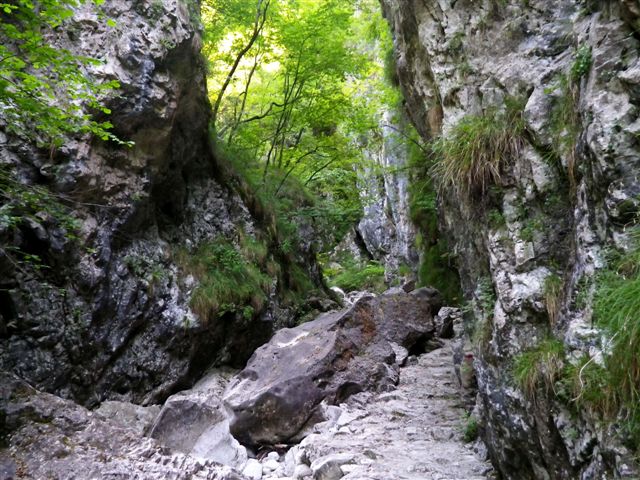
[148,368,248,470]
[0,371,247,480]
[223,291,438,446]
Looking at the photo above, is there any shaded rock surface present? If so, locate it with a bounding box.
[224,291,439,447]
[0,371,247,480]
[0,0,325,409]
[381,0,640,478]
[355,111,419,279]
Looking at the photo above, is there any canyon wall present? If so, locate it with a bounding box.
[356,111,420,278]
[381,0,640,478]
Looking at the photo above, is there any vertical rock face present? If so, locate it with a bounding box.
[381,0,640,478]
[355,111,419,277]
[0,0,322,407]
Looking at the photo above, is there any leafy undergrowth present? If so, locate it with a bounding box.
[324,256,386,294]
[516,229,640,450]
[175,234,275,324]
[407,131,462,304]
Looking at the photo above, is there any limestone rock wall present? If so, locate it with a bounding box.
[356,111,420,279]
[381,0,640,478]
[0,0,322,407]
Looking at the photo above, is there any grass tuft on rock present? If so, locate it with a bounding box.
[176,236,273,324]
[513,337,565,401]
[585,228,640,448]
[543,273,563,324]
[431,97,526,197]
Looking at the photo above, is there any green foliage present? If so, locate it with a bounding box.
[467,277,496,349]
[0,1,132,272]
[573,275,592,310]
[461,413,479,443]
[563,354,611,414]
[216,140,360,254]
[176,237,272,324]
[203,0,400,256]
[431,97,526,197]
[548,75,580,146]
[407,131,462,303]
[520,217,544,243]
[0,0,129,147]
[210,143,324,314]
[448,31,465,54]
[326,256,386,293]
[570,45,592,81]
[0,168,76,235]
[475,276,496,315]
[416,239,461,303]
[383,43,399,87]
[488,209,506,228]
[513,337,565,400]
[543,273,563,324]
[586,228,640,448]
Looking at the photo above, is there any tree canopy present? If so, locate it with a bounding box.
[203,0,400,249]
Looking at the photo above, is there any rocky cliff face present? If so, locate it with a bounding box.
[381,0,640,478]
[356,111,419,278]
[0,0,324,408]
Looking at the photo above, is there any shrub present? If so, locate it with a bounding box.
[520,217,544,243]
[0,167,79,270]
[431,97,526,197]
[328,258,386,293]
[513,337,565,400]
[488,209,506,228]
[571,45,592,81]
[408,136,462,304]
[547,71,582,190]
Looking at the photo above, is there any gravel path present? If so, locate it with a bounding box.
[278,340,495,480]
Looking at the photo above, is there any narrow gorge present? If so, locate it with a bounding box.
[1,1,639,479]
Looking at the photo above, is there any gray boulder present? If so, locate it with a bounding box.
[223,292,437,446]
[95,400,160,435]
[149,369,247,469]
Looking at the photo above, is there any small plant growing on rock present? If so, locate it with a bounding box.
[468,277,496,350]
[448,31,465,54]
[176,236,272,324]
[488,209,506,228]
[461,412,479,443]
[570,45,592,81]
[431,97,526,197]
[513,337,565,401]
[588,228,640,448]
[543,273,563,324]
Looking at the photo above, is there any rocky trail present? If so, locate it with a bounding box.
[1,291,494,480]
[252,340,494,480]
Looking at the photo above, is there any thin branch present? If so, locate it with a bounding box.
[211,0,270,129]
